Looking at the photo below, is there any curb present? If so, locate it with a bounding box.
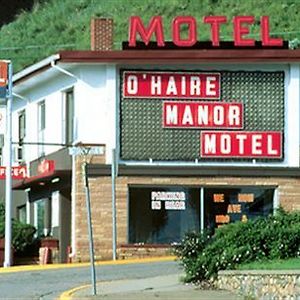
[56,256,177,300]
[0,255,176,274]
[58,284,91,300]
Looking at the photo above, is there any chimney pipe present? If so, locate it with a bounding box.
[90,18,113,51]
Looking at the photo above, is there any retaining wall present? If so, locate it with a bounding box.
[218,270,300,299]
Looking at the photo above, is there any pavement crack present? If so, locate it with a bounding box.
[38,291,53,299]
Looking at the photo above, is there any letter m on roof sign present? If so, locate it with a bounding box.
[129,16,165,47]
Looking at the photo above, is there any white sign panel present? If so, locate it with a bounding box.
[151,191,186,201]
[151,201,161,210]
[165,201,186,210]
[151,191,186,210]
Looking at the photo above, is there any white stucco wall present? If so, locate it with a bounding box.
[11,63,117,165]
[6,61,300,168]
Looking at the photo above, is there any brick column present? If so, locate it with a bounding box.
[90,18,113,51]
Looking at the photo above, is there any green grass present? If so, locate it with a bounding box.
[238,258,300,270]
[1,0,300,72]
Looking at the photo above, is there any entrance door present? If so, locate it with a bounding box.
[34,198,51,237]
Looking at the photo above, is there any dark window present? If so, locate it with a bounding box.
[129,186,200,244]
[38,100,45,131]
[204,187,274,230]
[64,90,74,144]
[18,110,26,143]
[17,205,26,224]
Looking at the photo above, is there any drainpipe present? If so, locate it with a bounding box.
[51,60,78,260]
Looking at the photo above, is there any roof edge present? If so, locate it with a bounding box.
[13,54,60,83]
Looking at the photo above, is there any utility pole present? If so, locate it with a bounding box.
[4,61,12,267]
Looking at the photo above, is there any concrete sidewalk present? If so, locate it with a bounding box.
[67,274,243,300]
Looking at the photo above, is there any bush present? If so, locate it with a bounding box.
[0,202,37,253]
[174,209,300,283]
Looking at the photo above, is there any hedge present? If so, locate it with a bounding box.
[174,208,300,283]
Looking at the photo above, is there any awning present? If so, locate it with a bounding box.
[13,170,71,190]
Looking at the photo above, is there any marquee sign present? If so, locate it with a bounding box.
[120,69,284,162]
[128,16,283,48]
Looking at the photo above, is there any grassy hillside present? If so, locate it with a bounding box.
[0,0,300,72]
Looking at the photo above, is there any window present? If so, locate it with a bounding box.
[204,187,274,230]
[18,110,26,144]
[38,100,45,156]
[38,100,45,131]
[17,205,26,224]
[17,110,26,162]
[63,89,74,144]
[129,186,200,244]
[128,185,275,245]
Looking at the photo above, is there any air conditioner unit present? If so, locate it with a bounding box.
[14,146,24,163]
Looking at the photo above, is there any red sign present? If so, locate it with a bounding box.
[200,131,282,158]
[123,71,220,99]
[0,61,8,87]
[163,101,243,129]
[37,160,55,175]
[0,166,27,180]
[129,16,283,47]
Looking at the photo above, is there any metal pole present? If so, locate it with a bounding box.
[111,149,117,260]
[82,162,97,295]
[4,62,12,267]
[200,187,204,234]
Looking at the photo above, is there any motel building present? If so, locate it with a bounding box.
[1,16,300,262]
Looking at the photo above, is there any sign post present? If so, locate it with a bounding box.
[82,162,97,295]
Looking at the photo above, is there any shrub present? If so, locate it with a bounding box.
[175,209,300,283]
[0,202,37,253]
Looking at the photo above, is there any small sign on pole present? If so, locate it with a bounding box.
[0,61,8,99]
[0,61,8,87]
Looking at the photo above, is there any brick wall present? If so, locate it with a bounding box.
[74,171,300,262]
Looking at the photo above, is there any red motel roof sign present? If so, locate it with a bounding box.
[128,15,283,48]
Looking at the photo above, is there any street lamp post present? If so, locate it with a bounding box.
[4,61,12,267]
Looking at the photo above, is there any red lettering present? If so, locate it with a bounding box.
[203,16,227,47]
[201,131,282,158]
[128,15,283,48]
[261,16,283,47]
[129,16,165,47]
[123,71,220,99]
[172,16,197,47]
[233,16,255,46]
